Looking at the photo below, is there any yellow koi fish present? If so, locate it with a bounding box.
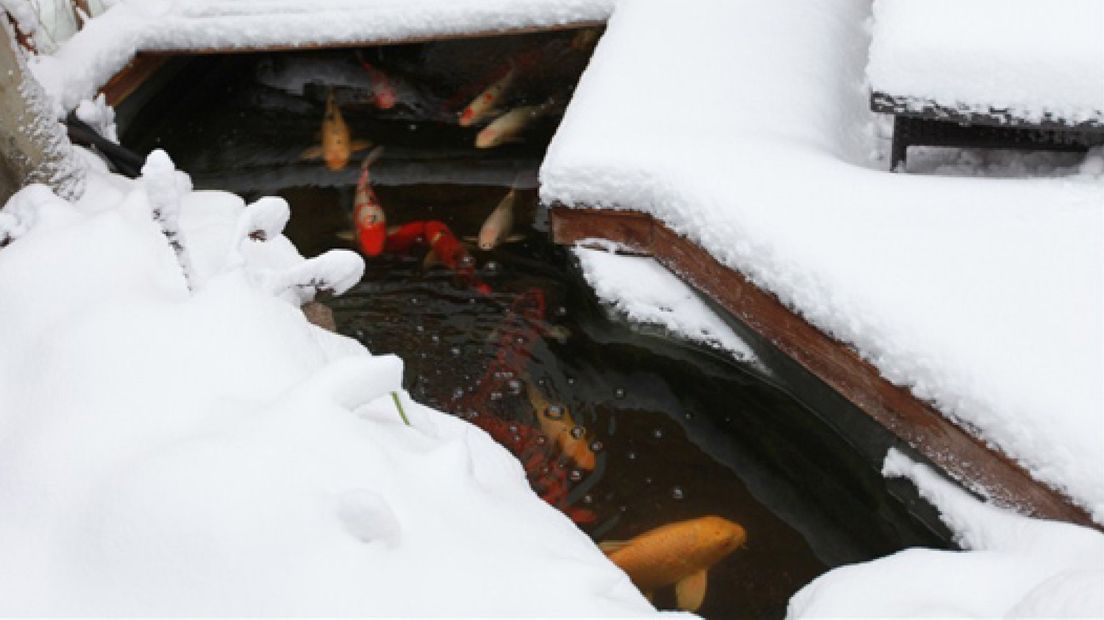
[475,101,555,149]
[600,516,747,612]
[301,89,372,171]
[525,380,596,471]
[477,188,525,250]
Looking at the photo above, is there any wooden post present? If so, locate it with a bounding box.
[0,18,84,205]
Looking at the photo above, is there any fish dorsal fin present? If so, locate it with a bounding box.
[335,230,356,242]
[598,540,630,554]
[300,145,323,160]
[675,568,708,612]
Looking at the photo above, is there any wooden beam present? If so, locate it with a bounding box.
[99,54,168,106]
[551,206,1100,530]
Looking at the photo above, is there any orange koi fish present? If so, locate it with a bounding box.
[302,89,372,171]
[600,516,747,612]
[525,380,596,471]
[353,146,387,256]
[458,65,516,127]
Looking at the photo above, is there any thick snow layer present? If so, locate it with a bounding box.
[541,0,1104,523]
[0,156,653,615]
[868,0,1104,124]
[574,246,755,362]
[28,0,613,114]
[788,449,1104,617]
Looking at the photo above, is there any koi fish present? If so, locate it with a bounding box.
[353,147,387,256]
[459,65,516,127]
[477,188,526,250]
[600,516,747,612]
[301,89,372,171]
[525,380,596,471]
[474,101,555,149]
[357,53,397,110]
[422,221,492,295]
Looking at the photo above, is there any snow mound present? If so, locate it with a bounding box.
[0,156,653,615]
[787,450,1104,618]
[574,246,755,362]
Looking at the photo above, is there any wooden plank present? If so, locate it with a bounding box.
[550,206,1100,530]
[100,54,169,106]
[139,21,607,56]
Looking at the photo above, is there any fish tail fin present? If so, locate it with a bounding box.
[675,569,708,612]
[361,146,385,170]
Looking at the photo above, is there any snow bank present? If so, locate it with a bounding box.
[28,0,613,114]
[574,246,755,362]
[787,449,1104,617]
[541,0,1104,522]
[0,153,653,615]
[868,0,1104,124]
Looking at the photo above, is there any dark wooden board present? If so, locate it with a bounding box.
[551,206,1100,530]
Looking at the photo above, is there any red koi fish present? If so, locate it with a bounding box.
[423,220,491,295]
[354,146,387,256]
[357,55,397,110]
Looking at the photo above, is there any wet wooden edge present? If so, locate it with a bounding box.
[101,54,169,106]
[551,206,1100,530]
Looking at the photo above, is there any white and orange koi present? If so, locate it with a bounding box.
[525,380,596,471]
[353,146,387,256]
[474,101,555,149]
[458,65,516,127]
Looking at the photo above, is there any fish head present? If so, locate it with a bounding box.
[478,224,499,250]
[695,516,747,557]
[475,127,499,149]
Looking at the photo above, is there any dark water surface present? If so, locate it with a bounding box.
[121,32,951,619]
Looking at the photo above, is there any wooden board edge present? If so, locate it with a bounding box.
[549,205,1099,530]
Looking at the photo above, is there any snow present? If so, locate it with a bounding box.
[574,246,755,363]
[541,0,1104,523]
[868,0,1104,125]
[27,0,614,114]
[0,155,654,615]
[787,449,1104,618]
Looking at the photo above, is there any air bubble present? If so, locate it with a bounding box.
[614,387,626,399]
[627,451,637,461]
[569,469,583,482]
[451,387,464,400]
[566,376,576,386]
[684,412,693,421]
[554,305,568,317]
[582,494,593,505]
[489,391,503,401]
[546,405,565,420]
[652,428,664,440]
[430,334,440,344]
[671,486,685,500]
[449,347,462,357]
[570,426,585,439]
[506,379,523,395]
[483,261,501,276]
[458,255,476,269]
[590,440,603,452]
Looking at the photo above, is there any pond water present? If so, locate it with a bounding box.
[120,31,952,619]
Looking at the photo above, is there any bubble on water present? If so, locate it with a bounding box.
[582,494,593,505]
[569,469,583,482]
[590,440,603,452]
[508,424,518,434]
[566,376,576,386]
[724,416,732,424]
[414,324,425,333]
[614,387,626,399]
[451,387,465,400]
[449,347,462,357]
[554,305,568,317]
[511,434,521,445]
[493,370,507,381]
[652,428,664,440]
[618,505,628,513]
[671,486,685,500]
[506,379,523,395]
[489,391,503,401]
[570,426,585,439]
[535,434,548,445]
[458,254,476,269]
[430,334,440,345]
[417,351,428,360]
[354,329,365,339]
[483,261,501,276]
[514,335,526,346]
[644,476,653,485]
[545,404,564,420]
[537,377,547,387]
[409,296,420,305]
[626,451,637,461]
[408,123,417,131]
[684,412,693,421]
